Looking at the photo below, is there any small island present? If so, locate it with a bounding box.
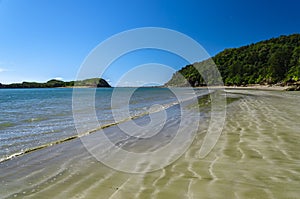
[0,78,111,89]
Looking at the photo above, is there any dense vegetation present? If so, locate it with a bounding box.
[0,78,111,88]
[166,34,300,86]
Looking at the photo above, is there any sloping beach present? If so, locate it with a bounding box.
[1,90,299,199]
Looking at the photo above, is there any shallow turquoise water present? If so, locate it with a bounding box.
[0,87,207,161]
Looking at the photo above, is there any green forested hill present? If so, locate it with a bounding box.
[166,34,300,86]
[0,78,111,88]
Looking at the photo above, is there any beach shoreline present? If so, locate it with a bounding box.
[195,84,289,91]
[224,85,288,91]
[1,89,299,199]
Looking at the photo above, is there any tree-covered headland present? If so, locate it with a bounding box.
[0,78,111,88]
[166,34,300,88]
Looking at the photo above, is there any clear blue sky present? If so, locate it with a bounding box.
[0,0,300,86]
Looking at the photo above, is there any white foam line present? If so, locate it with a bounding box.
[150,188,160,199]
[208,155,219,183]
[252,148,265,160]
[74,172,116,199]
[153,169,166,186]
[170,163,177,173]
[108,178,131,199]
[150,169,166,199]
[18,167,69,199]
[237,146,245,161]
[55,172,96,198]
[286,168,300,175]
[134,186,147,199]
[166,172,184,187]
[133,172,153,199]
[12,167,46,183]
[277,146,292,161]
[130,162,154,197]
[0,151,25,163]
[186,179,195,199]
[187,161,202,180]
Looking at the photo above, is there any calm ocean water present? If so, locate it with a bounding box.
[0,87,207,162]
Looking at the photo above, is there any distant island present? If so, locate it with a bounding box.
[165,34,300,90]
[0,78,111,89]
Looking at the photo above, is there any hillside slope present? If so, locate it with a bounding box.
[166,34,300,87]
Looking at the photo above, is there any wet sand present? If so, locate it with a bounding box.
[1,90,300,199]
[225,85,288,91]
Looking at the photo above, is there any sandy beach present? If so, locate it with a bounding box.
[225,85,288,91]
[1,0,299,198]
[1,89,299,199]
[198,84,290,91]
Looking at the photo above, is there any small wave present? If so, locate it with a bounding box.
[0,151,25,162]
[1,92,211,163]
[0,102,181,163]
[23,117,48,123]
[0,136,78,163]
[0,129,61,143]
[0,122,15,130]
